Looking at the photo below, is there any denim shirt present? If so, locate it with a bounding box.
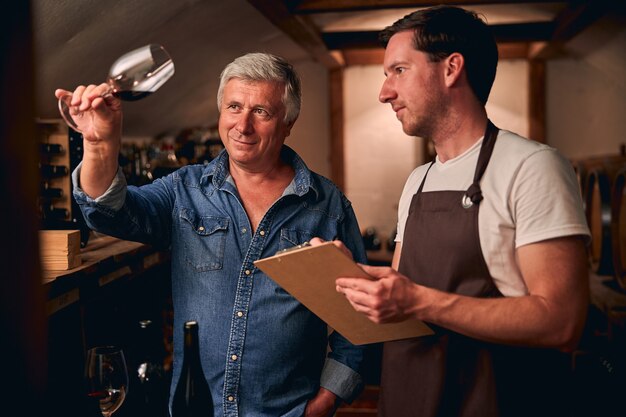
[73,145,367,416]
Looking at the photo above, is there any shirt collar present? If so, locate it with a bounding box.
[200,145,319,199]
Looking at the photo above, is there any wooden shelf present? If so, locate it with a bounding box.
[41,233,170,316]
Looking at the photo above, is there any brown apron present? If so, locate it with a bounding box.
[379,121,571,417]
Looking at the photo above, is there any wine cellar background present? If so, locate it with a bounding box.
[5,1,623,416]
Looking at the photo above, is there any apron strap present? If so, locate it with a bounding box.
[465,120,499,205]
[416,160,436,195]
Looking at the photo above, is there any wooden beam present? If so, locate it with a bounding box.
[329,68,346,191]
[340,42,529,66]
[528,59,546,143]
[492,21,555,43]
[330,50,346,67]
[246,0,341,69]
[498,42,529,60]
[551,0,608,41]
[290,0,559,14]
[321,21,555,50]
[529,0,609,59]
[343,49,385,66]
[322,31,382,50]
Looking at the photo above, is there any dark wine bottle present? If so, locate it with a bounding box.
[130,319,168,417]
[40,181,64,198]
[39,163,68,177]
[171,321,213,417]
[39,143,64,154]
[39,203,69,220]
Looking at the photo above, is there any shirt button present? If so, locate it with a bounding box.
[231,354,238,361]
[241,228,247,234]
[198,226,205,232]
[237,311,243,317]
[228,395,235,402]
[245,269,251,276]
[259,230,265,236]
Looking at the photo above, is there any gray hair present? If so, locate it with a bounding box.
[217,53,302,125]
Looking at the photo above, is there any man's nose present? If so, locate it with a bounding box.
[379,78,396,104]
[235,112,254,134]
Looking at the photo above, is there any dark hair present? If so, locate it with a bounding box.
[379,5,498,105]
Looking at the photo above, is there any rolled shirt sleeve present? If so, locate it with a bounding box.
[71,162,127,210]
[320,356,365,404]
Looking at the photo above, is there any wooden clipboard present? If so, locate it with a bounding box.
[254,242,432,345]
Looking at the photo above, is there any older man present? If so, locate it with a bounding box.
[57,52,366,417]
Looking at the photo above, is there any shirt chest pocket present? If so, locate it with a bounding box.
[180,208,229,272]
[278,228,314,251]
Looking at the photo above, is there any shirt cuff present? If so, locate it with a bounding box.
[71,162,127,210]
[320,358,364,404]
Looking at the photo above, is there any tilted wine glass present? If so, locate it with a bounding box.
[85,346,130,417]
[58,44,174,132]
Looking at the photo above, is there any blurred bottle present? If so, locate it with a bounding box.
[171,321,213,417]
[150,140,181,180]
[126,319,168,417]
[39,203,69,220]
[387,228,397,252]
[39,143,64,154]
[133,145,153,186]
[362,227,382,251]
[174,129,198,166]
[40,181,63,199]
[39,163,68,178]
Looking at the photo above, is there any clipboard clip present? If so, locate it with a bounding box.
[275,241,311,255]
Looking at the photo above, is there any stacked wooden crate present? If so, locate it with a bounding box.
[39,230,81,270]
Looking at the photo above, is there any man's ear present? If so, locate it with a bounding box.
[443,52,465,88]
[283,118,297,139]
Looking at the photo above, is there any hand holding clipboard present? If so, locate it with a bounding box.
[254,241,432,345]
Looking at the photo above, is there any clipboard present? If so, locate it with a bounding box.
[254,242,433,345]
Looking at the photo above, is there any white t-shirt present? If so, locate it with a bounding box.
[396,129,590,297]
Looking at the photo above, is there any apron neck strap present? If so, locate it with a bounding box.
[465,120,499,205]
[416,120,500,201]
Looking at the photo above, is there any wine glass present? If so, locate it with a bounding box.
[85,346,130,417]
[58,43,175,132]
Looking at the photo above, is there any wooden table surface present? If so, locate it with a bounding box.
[41,233,170,316]
[41,234,147,283]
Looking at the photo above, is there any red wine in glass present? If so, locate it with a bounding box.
[85,346,129,417]
[58,44,174,132]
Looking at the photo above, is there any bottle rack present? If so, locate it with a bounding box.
[37,119,90,247]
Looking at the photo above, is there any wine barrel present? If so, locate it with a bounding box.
[611,168,626,291]
[585,169,614,275]
[576,156,626,197]
[571,160,588,203]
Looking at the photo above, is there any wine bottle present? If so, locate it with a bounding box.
[39,143,64,154]
[40,181,64,198]
[130,319,168,417]
[39,203,69,220]
[39,163,68,177]
[171,321,213,417]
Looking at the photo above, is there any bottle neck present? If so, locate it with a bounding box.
[183,326,202,366]
[138,322,158,361]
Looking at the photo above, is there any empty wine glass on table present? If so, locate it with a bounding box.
[58,43,175,132]
[85,346,130,417]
